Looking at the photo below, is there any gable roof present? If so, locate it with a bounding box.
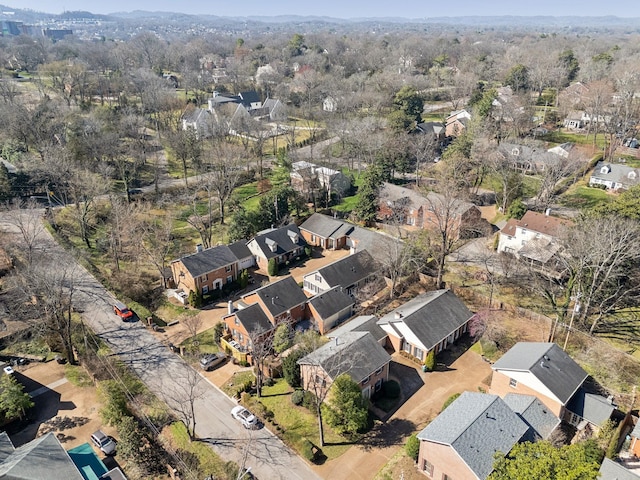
[377,289,473,351]
[328,315,387,342]
[313,250,378,289]
[250,224,306,260]
[234,303,274,334]
[592,161,640,187]
[182,106,210,124]
[599,458,638,480]
[0,432,84,480]
[228,240,252,260]
[417,392,529,480]
[299,213,352,240]
[297,331,391,384]
[566,388,615,427]
[308,286,355,320]
[492,342,588,405]
[503,393,560,441]
[239,90,260,105]
[517,211,572,237]
[242,276,308,318]
[173,245,237,278]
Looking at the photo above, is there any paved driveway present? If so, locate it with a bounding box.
[312,346,492,480]
[0,212,321,480]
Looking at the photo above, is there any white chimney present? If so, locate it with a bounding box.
[394,312,402,320]
[196,243,203,253]
[545,208,551,216]
[228,300,234,315]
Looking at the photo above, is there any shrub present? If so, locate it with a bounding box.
[382,380,401,399]
[442,393,461,411]
[424,349,436,372]
[300,438,315,462]
[302,390,317,411]
[267,258,278,276]
[304,246,312,257]
[291,389,305,406]
[405,434,420,462]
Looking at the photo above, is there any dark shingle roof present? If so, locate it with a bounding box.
[417,392,528,480]
[235,303,274,334]
[503,393,560,441]
[566,388,615,427]
[492,342,588,405]
[239,90,260,105]
[174,245,237,278]
[315,250,377,289]
[599,458,639,480]
[228,240,252,260]
[308,286,354,320]
[377,290,473,351]
[298,331,391,384]
[299,213,355,239]
[0,432,84,480]
[328,315,387,342]
[251,224,306,260]
[242,276,308,318]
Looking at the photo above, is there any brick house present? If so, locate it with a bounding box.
[247,224,307,271]
[307,286,355,334]
[171,245,239,296]
[297,331,391,400]
[299,213,355,250]
[377,289,473,362]
[239,276,308,325]
[302,249,378,296]
[223,303,274,353]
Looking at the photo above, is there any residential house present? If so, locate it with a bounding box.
[290,161,351,203]
[559,82,590,108]
[208,90,262,111]
[598,458,638,480]
[547,142,574,158]
[628,421,640,457]
[415,121,446,141]
[491,86,525,123]
[497,210,572,276]
[299,213,403,259]
[240,276,308,325]
[298,331,391,400]
[223,303,274,352]
[490,342,615,431]
[563,110,586,130]
[379,183,488,239]
[589,161,640,190]
[328,314,388,345]
[0,431,125,480]
[262,97,287,121]
[377,289,473,362]
[502,393,561,442]
[171,244,240,296]
[302,250,378,296]
[228,240,255,271]
[181,106,212,139]
[416,392,529,480]
[496,142,561,174]
[247,224,307,271]
[445,109,471,137]
[307,286,355,334]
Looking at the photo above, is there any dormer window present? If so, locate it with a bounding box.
[511,147,520,156]
[265,238,278,253]
[629,171,637,180]
[287,230,299,243]
[600,165,611,174]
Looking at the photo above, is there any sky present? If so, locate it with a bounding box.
[5,0,639,18]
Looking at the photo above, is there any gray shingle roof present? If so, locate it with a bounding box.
[242,276,308,318]
[599,458,639,480]
[328,315,387,342]
[251,224,306,260]
[299,213,355,240]
[591,161,640,187]
[228,240,252,261]
[417,392,529,480]
[0,432,84,480]
[174,245,237,278]
[235,303,274,334]
[492,342,588,405]
[308,286,354,320]
[503,393,560,441]
[377,289,473,351]
[315,250,378,289]
[566,388,615,427]
[297,331,391,384]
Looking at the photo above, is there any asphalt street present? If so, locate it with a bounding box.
[1,211,321,480]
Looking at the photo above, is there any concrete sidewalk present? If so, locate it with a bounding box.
[312,348,492,479]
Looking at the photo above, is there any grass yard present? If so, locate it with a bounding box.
[560,183,611,209]
[540,130,607,148]
[258,379,352,461]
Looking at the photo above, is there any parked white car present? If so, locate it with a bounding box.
[231,406,257,429]
[91,430,116,455]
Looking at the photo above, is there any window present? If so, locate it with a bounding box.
[234,317,239,325]
[414,347,424,361]
[314,375,326,387]
[422,459,434,476]
[227,275,233,284]
[402,340,412,354]
[362,376,370,385]
[311,234,316,242]
[509,378,517,388]
[375,379,383,392]
[202,285,209,294]
[375,366,383,375]
[315,274,321,282]
[225,265,232,272]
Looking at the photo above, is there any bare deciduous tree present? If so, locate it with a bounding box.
[163,364,206,440]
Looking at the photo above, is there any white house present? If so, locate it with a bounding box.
[589,161,640,190]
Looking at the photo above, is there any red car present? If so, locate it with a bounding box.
[113,301,134,321]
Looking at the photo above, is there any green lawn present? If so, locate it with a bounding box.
[560,184,611,209]
[258,379,352,461]
[540,131,607,148]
